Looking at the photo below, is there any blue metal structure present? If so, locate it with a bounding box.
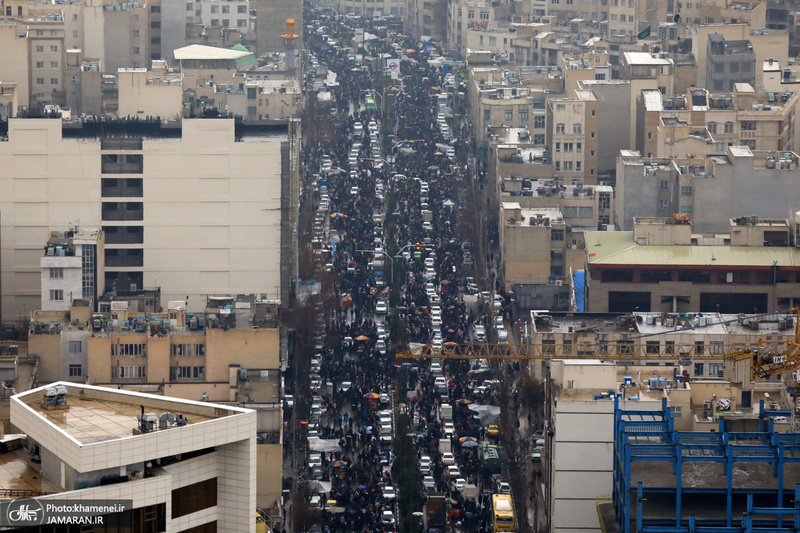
[612,397,800,533]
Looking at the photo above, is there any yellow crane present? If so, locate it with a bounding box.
[395,309,800,381]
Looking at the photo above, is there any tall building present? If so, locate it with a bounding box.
[706,34,756,93]
[40,229,105,312]
[0,117,299,320]
[9,381,257,532]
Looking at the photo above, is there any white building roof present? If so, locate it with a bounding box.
[174,44,253,61]
[624,51,672,66]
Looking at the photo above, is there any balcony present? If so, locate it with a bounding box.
[102,202,143,221]
[101,154,143,174]
[101,138,143,150]
[101,178,143,198]
[105,249,143,268]
[103,226,144,244]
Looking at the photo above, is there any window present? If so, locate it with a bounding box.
[576,161,581,170]
[50,29,57,36]
[222,4,229,13]
[577,143,582,152]
[221,18,229,26]
[680,186,693,195]
[564,142,573,152]
[555,142,560,152]
[505,109,513,121]
[50,45,58,52]
[67,341,82,354]
[111,343,147,356]
[551,229,564,241]
[133,29,140,37]
[480,10,489,19]
[659,200,669,210]
[238,4,246,12]
[237,19,247,27]
[724,121,734,133]
[36,61,44,69]
[555,161,560,170]
[35,29,44,37]
[150,4,160,11]
[659,180,669,190]
[187,2,193,10]
[741,121,756,131]
[68,364,82,377]
[590,150,595,157]
[73,31,78,37]
[707,122,717,134]
[556,104,565,111]
[36,78,44,85]
[468,9,474,18]
[488,36,496,45]
[533,134,545,145]
[50,290,63,301]
[50,267,63,279]
[133,46,140,54]
[172,479,217,519]
[709,363,723,376]
[211,18,219,25]
[672,406,682,419]
[534,116,545,129]
[72,13,78,20]
[151,37,161,44]
[646,341,660,354]
[36,45,44,52]
[563,161,573,170]
[112,365,146,378]
[519,109,529,120]
[694,362,704,375]
[170,344,206,356]
[50,78,58,85]
[50,61,58,69]
[151,20,160,28]
[556,123,565,134]
[562,206,593,218]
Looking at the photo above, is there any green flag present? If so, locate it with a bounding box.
[637,25,651,40]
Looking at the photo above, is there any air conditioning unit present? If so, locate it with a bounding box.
[555,280,563,286]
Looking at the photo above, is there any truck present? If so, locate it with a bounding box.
[439,438,452,455]
[462,484,479,502]
[439,403,453,424]
[427,493,447,532]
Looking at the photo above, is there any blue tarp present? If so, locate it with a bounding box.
[573,271,585,312]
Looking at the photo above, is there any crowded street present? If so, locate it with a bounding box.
[286,9,532,533]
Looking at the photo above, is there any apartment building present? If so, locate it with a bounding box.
[620,52,675,146]
[706,34,756,92]
[546,92,598,184]
[489,126,554,183]
[618,145,800,233]
[117,62,183,120]
[335,0,405,17]
[584,216,800,313]
[9,382,257,532]
[468,65,564,146]
[40,229,105,312]
[0,117,298,321]
[447,0,529,56]
[220,77,302,122]
[676,0,766,29]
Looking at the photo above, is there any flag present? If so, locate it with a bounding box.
[637,25,651,40]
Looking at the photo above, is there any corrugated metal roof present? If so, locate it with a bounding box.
[585,231,800,268]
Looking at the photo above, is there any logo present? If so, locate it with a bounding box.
[387,59,399,71]
[7,499,45,526]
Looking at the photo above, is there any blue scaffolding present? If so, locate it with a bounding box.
[612,398,800,533]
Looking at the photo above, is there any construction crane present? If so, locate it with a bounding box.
[395,309,800,381]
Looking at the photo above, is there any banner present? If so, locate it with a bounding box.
[386,58,401,75]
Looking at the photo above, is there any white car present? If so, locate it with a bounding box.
[454,478,468,492]
[419,456,432,473]
[498,482,511,494]
[424,257,435,268]
[441,452,456,466]
[375,299,388,314]
[376,325,387,339]
[381,485,397,500]
[423,475,436,491]
[443,422,456,438]
[375,339,387,355]
[430,362,442,374]
[380,392,390,404]
[381,510,395,525]
[350,186,359,195]
[308,453,322,468]
[434,376,447,387]
[431,305,442,318]
[446,465,460,478]
[432,337,443,352]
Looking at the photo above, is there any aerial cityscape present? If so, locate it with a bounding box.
[0,0,799,531]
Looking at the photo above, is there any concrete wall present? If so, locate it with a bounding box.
[0,24,30,110]
[161,0,187,62]
[587,82,630,175]
[256,443,282,509]
[117,70,182,120]
[40,256,82,311]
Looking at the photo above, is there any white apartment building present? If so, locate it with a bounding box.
[40,229,105,312]
[0,118,296,320]
[186,0,250,36]
[9,382,256,532]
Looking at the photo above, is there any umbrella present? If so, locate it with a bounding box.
[457,399,473,406]
[332,460,348,467]
[355,335,370,341]
[363,392,380,399]
[359,484,366,489]
[406,49,416,53]
[412,511,424,517]
[459,436,477,443]
[427,165,439,170]
[445,498,456,505]
[462,439,479,448]
[444,341,458,347]
[465,512,474,518]
[331,212,346,218]
[434,151,444,155]
[300,420,308,425]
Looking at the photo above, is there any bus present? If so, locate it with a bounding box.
[365,97,377,111]
[492,494,514,532]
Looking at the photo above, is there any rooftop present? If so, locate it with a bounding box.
[586,231,800,268]
[173,44,254,61]
[623,51,673,66]
[17,382,243,445]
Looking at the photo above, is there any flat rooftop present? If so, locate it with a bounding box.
[0,447,59,495]
[18,383,236,445]
[586,231,800,268]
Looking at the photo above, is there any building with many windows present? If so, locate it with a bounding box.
[40,229,105,312]
[0,117,298,321]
